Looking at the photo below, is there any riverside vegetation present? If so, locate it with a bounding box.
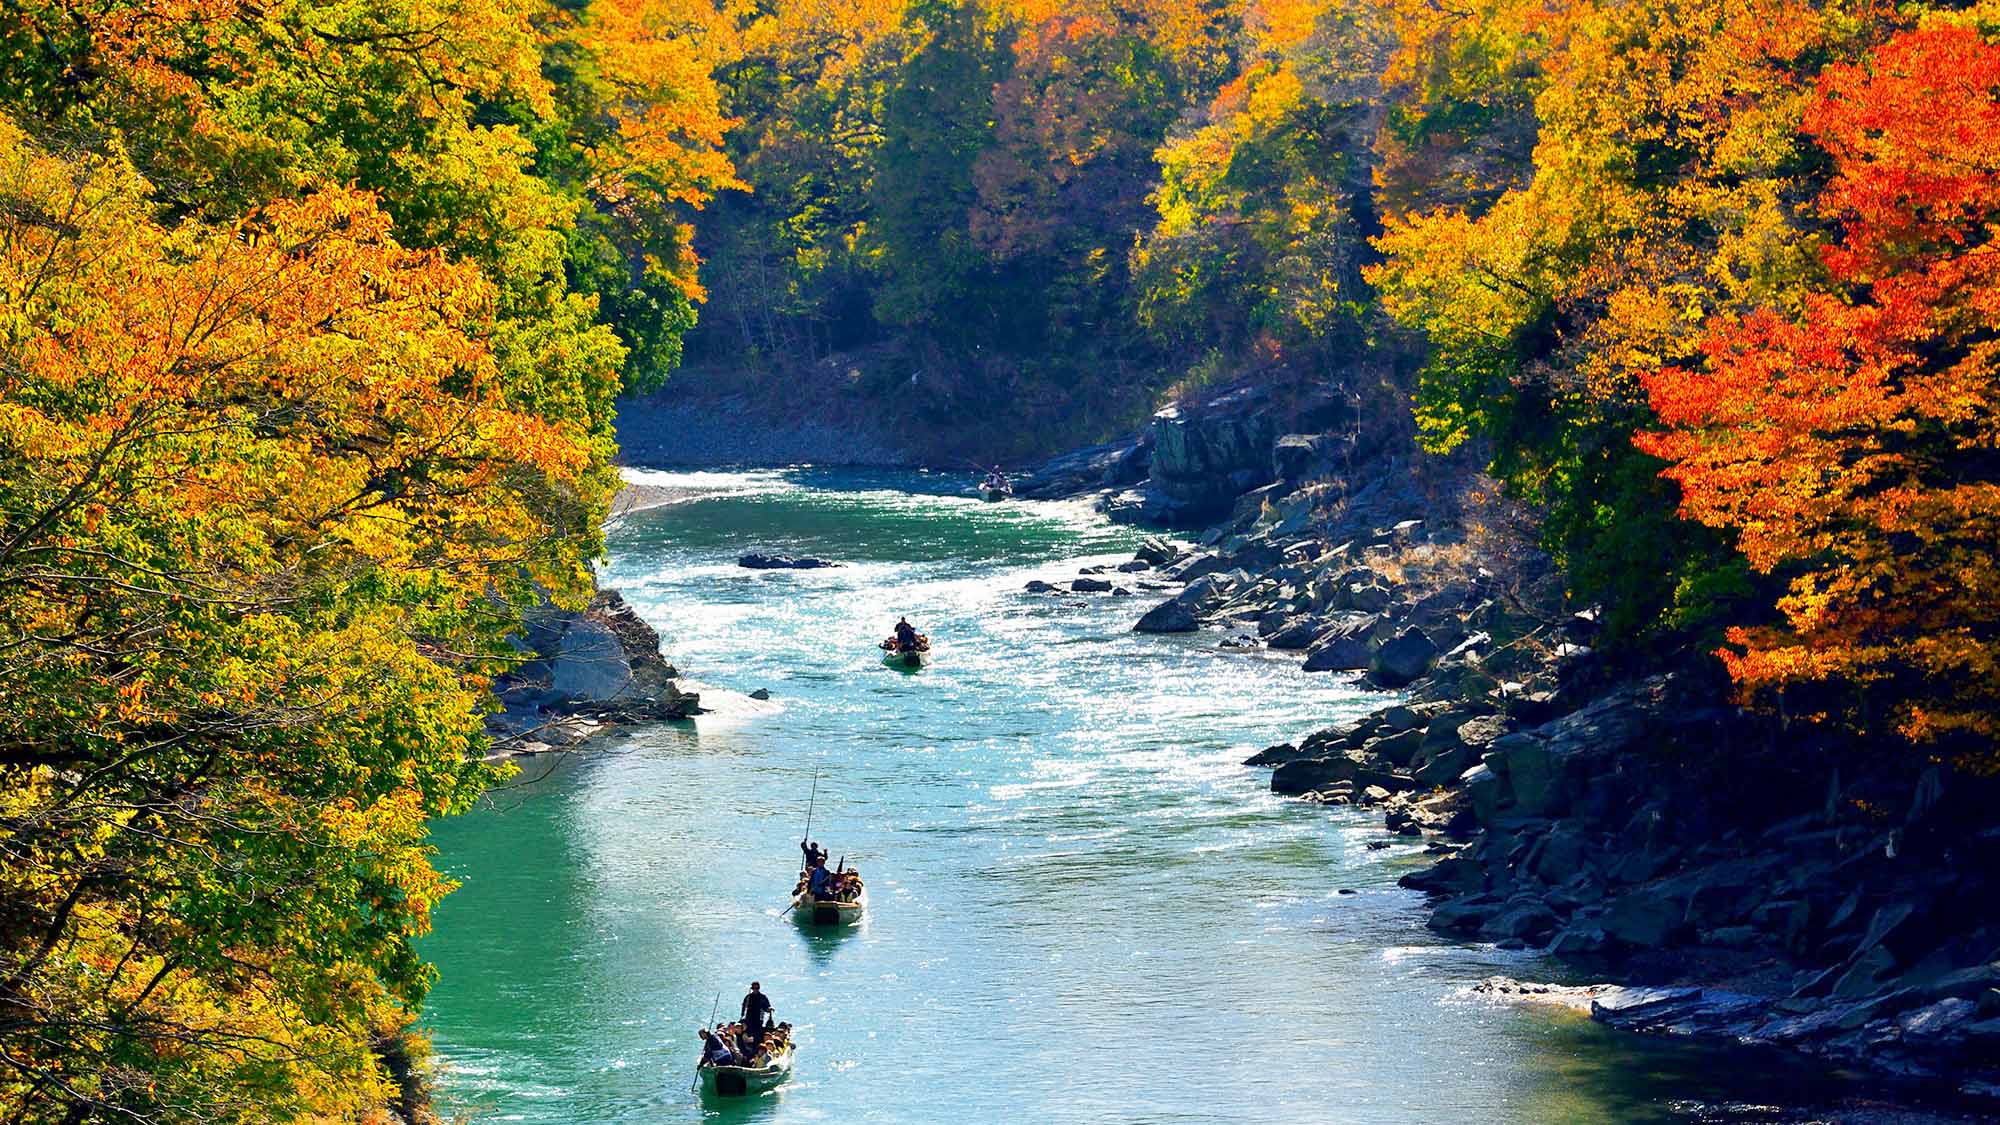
[0,0,732,1118]
[5,0,2000,1119]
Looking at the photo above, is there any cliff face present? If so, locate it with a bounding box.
[1144,390,1282,523]
[1015,380,1362,526]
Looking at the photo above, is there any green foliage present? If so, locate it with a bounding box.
[0,0,731,1117]
[870,0,1010,333]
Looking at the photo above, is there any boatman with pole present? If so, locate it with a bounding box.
[697,1028,736,1068]
[741,982,774,1046]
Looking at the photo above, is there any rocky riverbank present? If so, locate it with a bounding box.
[1013,391,2000,1110]
[485,589,703,757]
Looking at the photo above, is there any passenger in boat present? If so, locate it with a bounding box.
[892,617,921,651]
[698,1029,736,1068]
[808,862,834,898]
[740,982,773,1044]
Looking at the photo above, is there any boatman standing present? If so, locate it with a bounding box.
[741,982,774,1045]
[801,838,828,871]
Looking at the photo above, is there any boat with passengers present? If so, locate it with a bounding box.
[697,1021,794,1096]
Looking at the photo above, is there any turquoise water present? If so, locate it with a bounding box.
[421,469,1861,1123]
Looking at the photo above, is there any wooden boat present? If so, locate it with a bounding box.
[790,885,866,927]
[697,1036,794,1097]
[980,485,1012,502]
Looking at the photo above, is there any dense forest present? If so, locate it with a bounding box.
[0,0,732,1117]
[3,0,1997,1117]
[701,0,1996,746]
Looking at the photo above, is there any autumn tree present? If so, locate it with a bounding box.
[869,0,1011,335]
[1638,24,2000,758]
[1135,0,1391,373]
[694,0,912,365]
[0,0,735,1117]
[1368,0,1858,638]
[0,118,601,1120]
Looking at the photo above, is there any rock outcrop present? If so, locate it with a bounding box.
[488,590,700,755]
[739,553,842,569]
[1144,387,1283,524]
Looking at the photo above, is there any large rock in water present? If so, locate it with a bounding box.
[504,590,700,722]
[1011,436,1151,498]
[740,553,841,569]
[1271,755,1360,795]
[1367,627,1439,687]
[1134,599,1198,633]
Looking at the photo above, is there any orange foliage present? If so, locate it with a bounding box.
[1638,26,2000,753]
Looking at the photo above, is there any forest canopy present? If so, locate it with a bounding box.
[698,0,2000,760]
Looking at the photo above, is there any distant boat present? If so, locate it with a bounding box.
[980,483,1012,502]
[697,1034,794,1097]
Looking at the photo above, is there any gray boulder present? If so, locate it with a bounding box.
[1602,893,1687,949]
[1413,745,1479,788]
[739,553,841,569]
[550,618,632,701]
[1346,583,1392,613]
[1271,755,1360,795]
[1303,635,1373,672]
[1243,742,1301,766]
[1363,727,1427,768]
[1267,616,1328,651]
[1072,577,1115,593]
[1134,599,1198,633]
[1367,627,1440,687]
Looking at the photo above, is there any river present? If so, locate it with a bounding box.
[421,468,1864,1123]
